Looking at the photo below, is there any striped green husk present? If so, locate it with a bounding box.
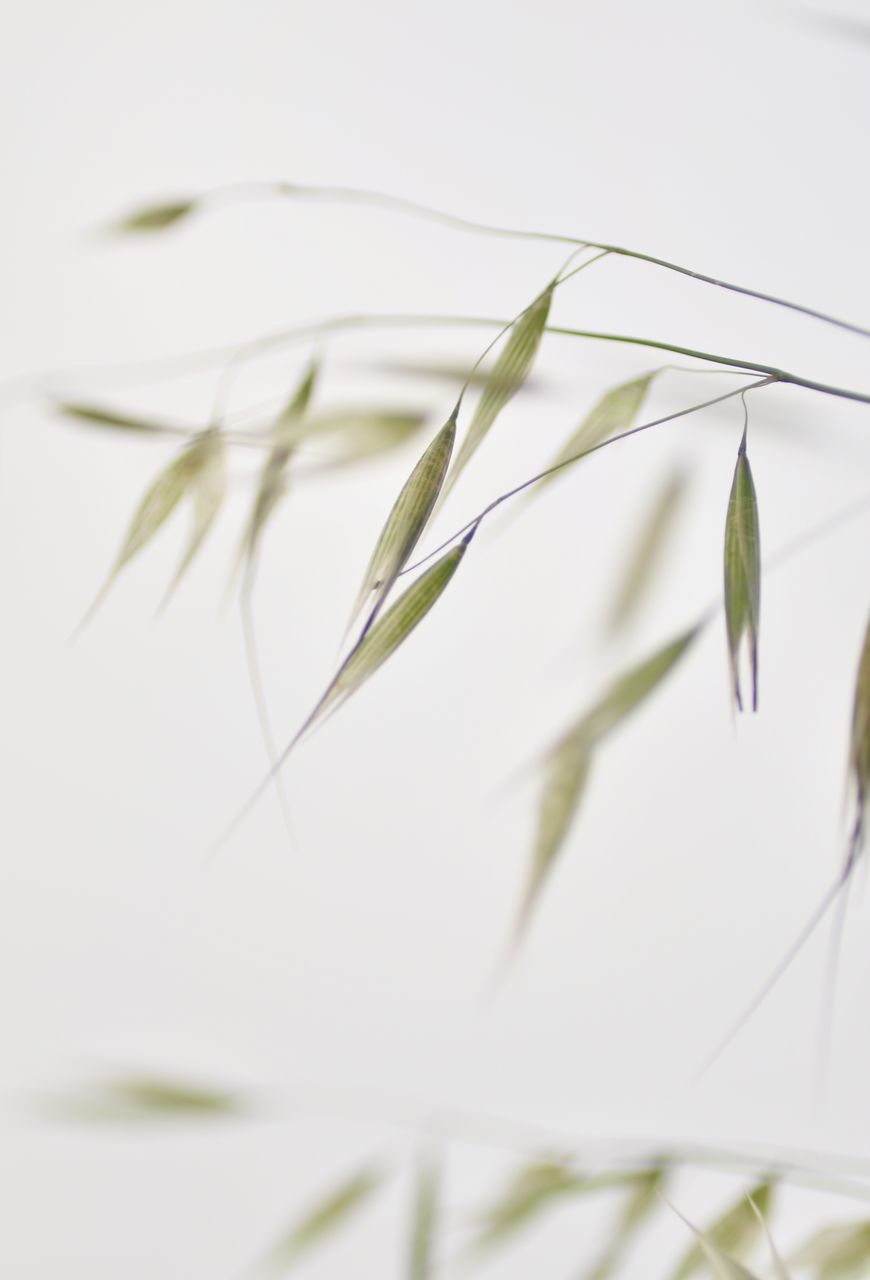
[346,407,457,632]
[442,285,553,499]
[724,434,761,711]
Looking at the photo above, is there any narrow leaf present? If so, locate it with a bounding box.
[115,198,197,232]
[607,467,689,633]
[544,371,660,482]
[848,611,870,833]
[724,431,761,711]
[260,1165,386,1273]
[790,1219,870,1278]
[671,1180,774,1280]
[441,284,553,499]
[307,531,473,740]
[344,407,457,636]
[408,1155,440,1280]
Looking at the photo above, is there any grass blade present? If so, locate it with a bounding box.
[258,1164,386,1273]
[345,407,457,637]
[724,428,761,711]
[441,284,553,500]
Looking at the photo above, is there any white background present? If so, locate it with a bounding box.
[2,0,870,1275]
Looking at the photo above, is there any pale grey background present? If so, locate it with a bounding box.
[2,0,870,1274]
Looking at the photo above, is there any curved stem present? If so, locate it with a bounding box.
[192,179,870,341]
[14,312,870,413]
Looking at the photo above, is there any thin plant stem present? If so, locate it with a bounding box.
[188,178,870,340]
[10,312,870,413]
[251,1077,870,1201]
[240,573,295,844]
[694,815,864,1081]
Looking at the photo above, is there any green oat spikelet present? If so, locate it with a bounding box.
[441,283,553,500]
[77,426,225,629]
[407,1155,440,1280]
[790,1218,870,1278]
[258,1164,386,1273]
[514,626,698,945]
[470,1160,585,1253]
[57,402,182,437]
[160,427,226,608]
[607,467,689,633]
[669,1200,762,1280]
[209,530,477,855]
[544,371,661,482]
[724,427,761,711]
[237,358,319,585]
[584,1167,668,1280]
[313,531,473,737]
[748,1195,792,1280]
[514,730,592,947]
[345,405,457,637]
[115,198,197,232]
[298,408,426,465]
[671,1180,775,1280]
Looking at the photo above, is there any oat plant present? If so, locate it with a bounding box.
[16,178,870,1276]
